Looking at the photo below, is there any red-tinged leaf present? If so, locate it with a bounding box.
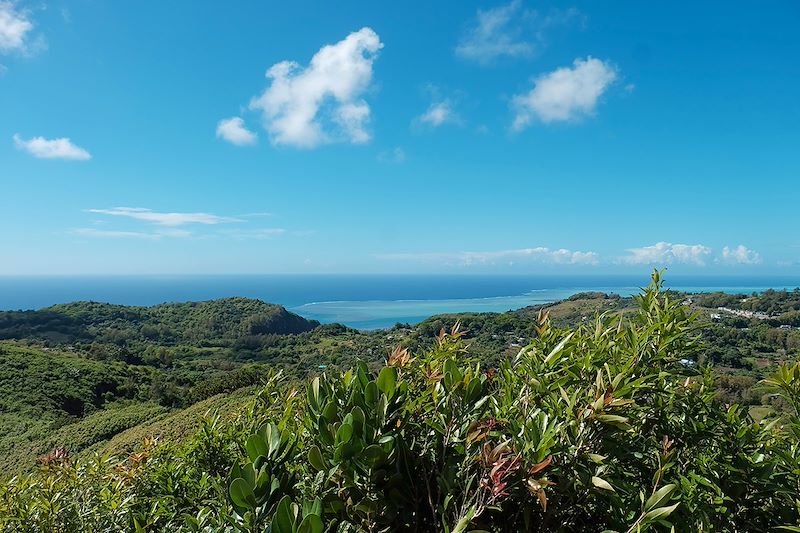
[529,455,553,476]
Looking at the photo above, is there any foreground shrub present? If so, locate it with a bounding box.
[1,273,799,532]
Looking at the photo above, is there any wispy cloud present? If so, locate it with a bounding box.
[377,147,406,164]
[13,134,91,160]
[219,228,287,240]
[87,207,239,226]
[722,245,762,265]
[248,27,383,148]
[386,243,771,269]
[456,1,582,65]
[71,228,191,240]
[216,117,257,146]
[415,100,460,128]
[622,242,712,266]
[78,208,305,242]
[380,247,599,267]
[0,1,33,54]
[512,57,617,129]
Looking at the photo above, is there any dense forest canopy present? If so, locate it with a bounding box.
[0,298,319,345]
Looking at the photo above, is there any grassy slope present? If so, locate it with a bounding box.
[0,342,162,474]
[0,299,322,475]
[85,387,255,459]
[0,339,255,475]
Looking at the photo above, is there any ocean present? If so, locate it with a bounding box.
[1,274,798,330]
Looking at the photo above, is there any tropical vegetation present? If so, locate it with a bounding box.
[1,274,799,531]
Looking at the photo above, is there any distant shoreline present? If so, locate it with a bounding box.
[2,274,798,330]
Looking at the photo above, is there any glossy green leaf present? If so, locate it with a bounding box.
[377,366,397,399]
[271,495,296,533]
[308,445,325,471]
[245,434,268,462]
[591,476,615,492]
[298,514,324,533]
[644,484,676,511]
[229,477,257,510]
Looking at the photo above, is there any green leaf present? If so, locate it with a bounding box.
[308,445,325,471]
[464,378,483,405]
[318,417,334,446]
[595,414,629,424]
[241,463,256,487]
[591,476,615,492]
[361,444,387,466]
[272,495,296,533]
[302,497,323,519]
[308,377,321,413]
[298,514,324,533]
[450,507,477,533]
[356,361,370,388]
[377,366,397,399]
[245,434,268,462]
[644,484,676,511]
[336,422,353,444]
[544,332,574,365]
[322,400,338,422]
[350,406,365,436]
[266,423,281,455]
[643,502,680,522]
[229,477,257,510]
[253,468,272,500]
[364,381,378,405]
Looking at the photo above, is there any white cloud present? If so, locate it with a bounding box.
[722,245,762,265]
[623,242,712,266]
[87,207,239,226]
[220,228,287,240]
[380,247,599,267]
[377,147,406,164]
[456,1,532,63]
[13,134,91,160]
[416,100,459,128]
[216,117,257,146]
[0,1,32,53]
[512,57,617,129]
[456,2,581,65]
[71,228,191,240]
[248,27,383,148]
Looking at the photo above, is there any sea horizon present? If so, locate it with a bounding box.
[2,273,799,330]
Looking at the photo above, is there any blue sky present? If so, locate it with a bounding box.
[1,0,799,275]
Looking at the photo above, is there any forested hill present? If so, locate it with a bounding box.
[3,278,800,531]
[0,297,320,345]
[0,298,320,474]
[0,288,798,478]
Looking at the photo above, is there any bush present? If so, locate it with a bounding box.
[1,274,799,532]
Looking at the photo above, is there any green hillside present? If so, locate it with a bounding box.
[0,297,320,346]
[2,288,799,478]
[0,299,321,475]
[1,276,799,531]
